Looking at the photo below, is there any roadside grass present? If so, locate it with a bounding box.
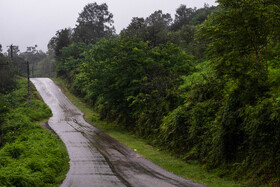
[53,77,242,187]
[0,77,69,187]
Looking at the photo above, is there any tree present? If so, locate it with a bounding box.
[48,28,72,58]
[199,0,280,164]
[121,10,172,46]
[120,17,146,38]
[190,4,216,25]
[144,10,172,46]
[20,45,46,63]
[168,25,195,48]
[0,46,16,93]
[200,0,279,79]
[5,45,28,75]
[7,45,20,58]
[68,38,193,134]
[73,2,115,44]
[171,5,195,31]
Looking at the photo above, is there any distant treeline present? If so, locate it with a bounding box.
[0,44,55,86]
[49,1,280,185]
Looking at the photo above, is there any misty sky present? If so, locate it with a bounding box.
[0,0,217,52]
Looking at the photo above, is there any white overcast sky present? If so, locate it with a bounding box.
[0,0,217,52]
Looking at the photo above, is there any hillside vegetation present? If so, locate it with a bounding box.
[48,1,280,185]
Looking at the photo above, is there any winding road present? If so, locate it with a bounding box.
[31,78,206,187]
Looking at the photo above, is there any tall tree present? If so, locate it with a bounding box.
[73,2,115,44]
[120,17,146,38]
[171,5,195,31]
[190,4,216,25]
[199,0,280,163]
[0,45,16,93]
[121,10,173,46]
[48,28,72,58]
[200,0,279,78]
[144,10,172,46]
[7,45,20,58]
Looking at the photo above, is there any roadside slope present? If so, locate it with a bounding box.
[0,77,69,187]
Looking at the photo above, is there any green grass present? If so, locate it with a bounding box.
[0,77,69,187]
[53,77,242,187]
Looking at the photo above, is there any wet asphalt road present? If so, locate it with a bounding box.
[31,78,207,187]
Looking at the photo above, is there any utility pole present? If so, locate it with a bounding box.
[8,44,31,105]
[27,61,31,105]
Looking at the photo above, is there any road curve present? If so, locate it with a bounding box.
[31,78,206,187]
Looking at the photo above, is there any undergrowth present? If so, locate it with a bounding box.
[0,77,69,186]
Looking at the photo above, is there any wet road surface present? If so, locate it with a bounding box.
[31,78,207,187]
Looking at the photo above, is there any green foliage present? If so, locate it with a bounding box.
[121,10,173,46]
[189,4,216,26]
[55,42,89,78]
[0,53,16,93]
[168,25,208,59]
[73,2,115,44]
[171,4,216,31]
[200,0,279,79]
[0,78,69,186]
[120,17,146,39]
[32,55,56,78]
[0,130,68,187]
[50,1,280,185]
[171,4,195,31]
[53,77,242,187]
[58,38,194,136]
[161,0,280,184]
[48,28,72,59]
[159,61,221,159]
[121,5,216,50]
[20,45,46,64]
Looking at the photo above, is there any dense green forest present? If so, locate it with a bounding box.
[47,1,280,185]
